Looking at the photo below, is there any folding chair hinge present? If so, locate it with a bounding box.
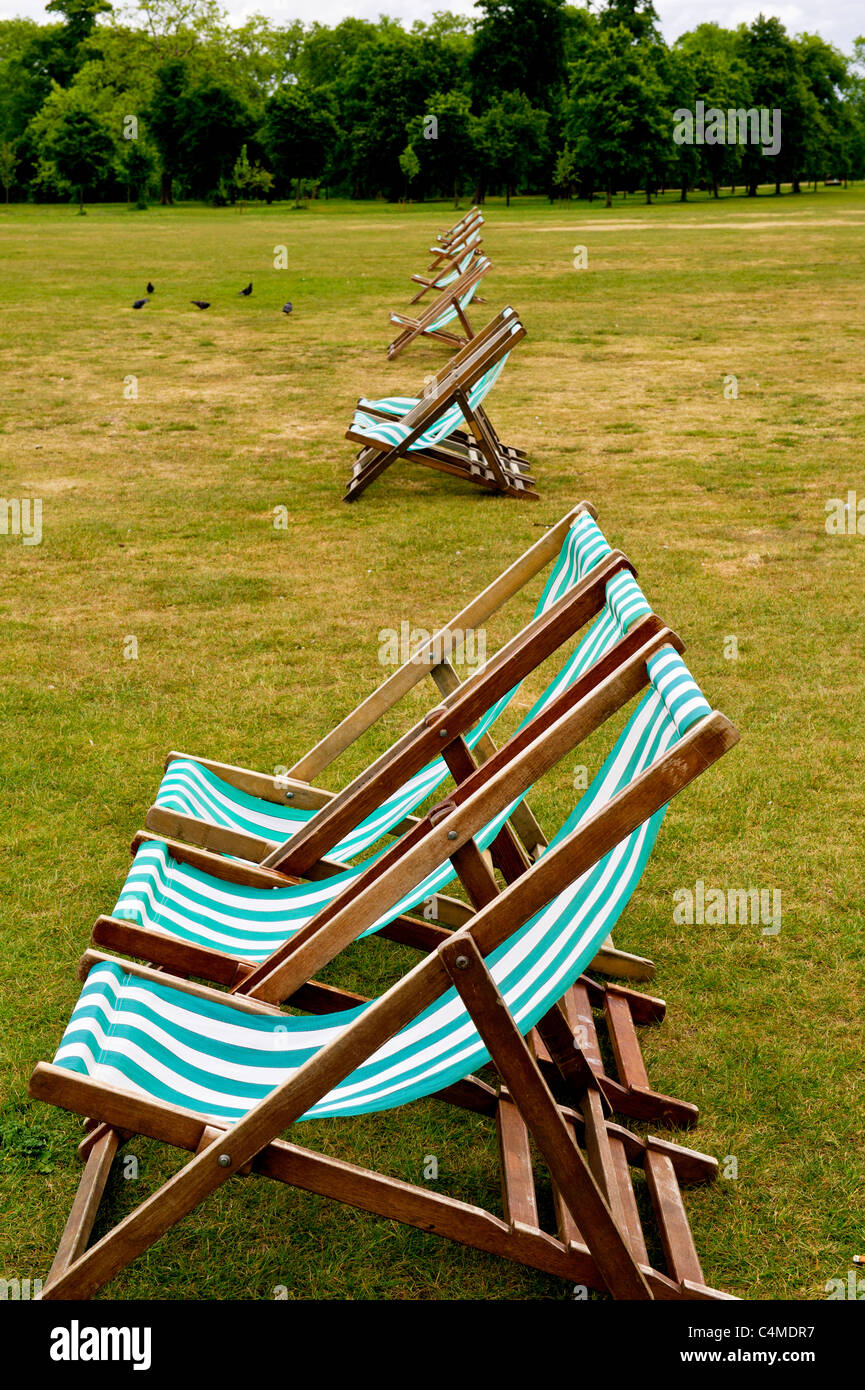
[428,799,456,827]
[195,1125,254,1177]
[423,704,449,730]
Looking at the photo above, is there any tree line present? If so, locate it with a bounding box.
[0,0,863,209]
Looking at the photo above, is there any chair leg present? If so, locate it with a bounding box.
[44,1126,121,1289]
[440,936,652,1299]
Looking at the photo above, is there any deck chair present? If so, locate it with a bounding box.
[348,311,535,500]
[387,254,490,359]
[95,570,716,1135]
[74,526,716,1253]
[410,230,484,304]
[359,307,528,467]
[434,206,481,250]
[31,627,739,1300]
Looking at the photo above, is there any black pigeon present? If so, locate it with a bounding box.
[146,281,155,294]
[190,300,210,310]
[239,282,252,296]
[282,302,293,316]
[132,298,149,309]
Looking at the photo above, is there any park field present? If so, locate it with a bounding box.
[1,187,863,1301]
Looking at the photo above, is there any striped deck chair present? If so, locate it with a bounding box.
[434,205,481,250]
[98,511,658,998]
[387,254,490,359]
[361,306,528,468]
[410,229,484,304]
[31,627,739,1300]
[348,311,535,500]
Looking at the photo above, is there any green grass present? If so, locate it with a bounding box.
[1,188,864,1301]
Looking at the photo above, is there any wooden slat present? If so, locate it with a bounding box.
[604,989,651,1091]
[609,1136,650,1265]
[644,1146,705,1286]
[441,937,651,1300]
[497,1092,539,1228]
[46,1127,121,1284]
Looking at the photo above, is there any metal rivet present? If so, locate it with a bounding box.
[454,955,470,971]
[439,729,448,738]
[284,791,294,801]
[217,1154,232,1168]
[447,830,458,841]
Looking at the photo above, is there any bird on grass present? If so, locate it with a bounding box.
[282,302,293,316]
[239,282,252,296]
[190,300,210,310]
[146,281,155,294]
[132,298,149,309]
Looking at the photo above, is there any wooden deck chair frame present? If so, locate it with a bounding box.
[410,234,485,304]
[96,614,707,1131]
[387,255,491,359]
[83,603,714,1264]
[32,683,738,1302]
[140,504,652,984]
[347,314,536,500]
[359,307,529,466]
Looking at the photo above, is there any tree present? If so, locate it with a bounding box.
[261,84,336,205]
[566,23,668,206]
[0,141,19,202]
[116,134,156,206]
[41,99,115,210]
[674,25,753,197]
[737,16,805,196]
[146,59,188,203]
[552,143,577,201]
[403,90,474,205]
[598,0,660,45]
[232,141,271,209]
[472,91,549,204]
[470,0,567,113]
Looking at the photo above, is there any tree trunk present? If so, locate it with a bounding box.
[160,171,173,206]
[712,177,719,198]
[680,182,687,202]
[774,179,781,195]
[294,176,302,207]
[605,185,612,208]
[453,176,458,209]
[506,183,511,207]
[792,178,801,194]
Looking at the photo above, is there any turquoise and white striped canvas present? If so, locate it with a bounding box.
[118,515,685,970]
[55,643,712,1123]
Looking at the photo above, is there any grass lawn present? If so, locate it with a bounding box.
[1,186,863,1301]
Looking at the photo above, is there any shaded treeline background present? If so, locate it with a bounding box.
[0,0,863,208]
